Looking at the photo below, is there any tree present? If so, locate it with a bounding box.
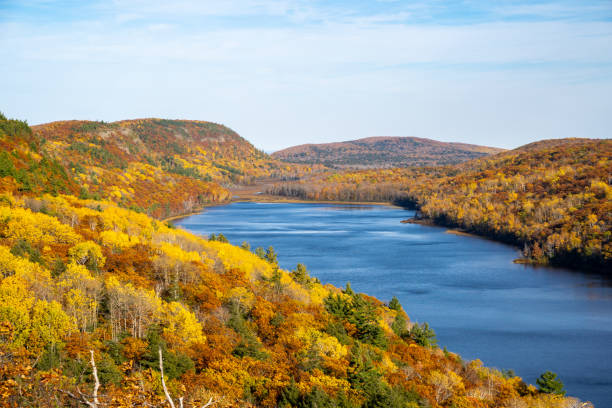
[391,313,408,338]
[254,247,266,260]
[265,246,278,266]
[68,241,106,271]
[388,296,401,312]
[536,371,566,395]
[290,263,310,286]
[409,322,437,348]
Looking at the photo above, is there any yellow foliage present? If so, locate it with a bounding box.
[163,301,206,345]
[0,276,34,347]
[31,299,76,345]
[0,206,80,246]
[69,241,106,269]
[100,229,140,249]
[0,276,75,349]
[159,242,201,264]
[206,241,274,279]
[294,326,348,359]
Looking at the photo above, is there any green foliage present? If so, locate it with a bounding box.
[388,296,402,312]
[97,354,123,386]
[0,151,16,178]
[140,327,195,380]
[209,233,229,243]
[291,263,312,287]
[77,121,109,133]
[213,162,244,175]
[36,343,62,371]
[408,322,437,348]
[278,381,356,408]
[266,268,285,295]
[349,295,387,348]
[227,306,268,360]
[278,379,301,407]
[104,338,127,365]
[349,344,422,407]
[325,290,387,348]
[270,312,284,328]
[325,321,352,345]
[536,371,566,395]
[0,115,75,194]
[391,313,408,338]
[10,239,44,266]
[502,369,516,379]
[265,246,278,266]
[50,258,67,278]
[388,296,409,337]
[68,141,128,169]
[160,156,202,179]
[254,246,266,260]
[348,344,383,394]
[324,294,352,319]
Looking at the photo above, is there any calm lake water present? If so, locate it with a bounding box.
[176,202,612,406]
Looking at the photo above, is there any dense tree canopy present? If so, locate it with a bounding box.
[268,138,611,272]
[0,113,595,407]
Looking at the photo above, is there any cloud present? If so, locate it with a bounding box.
[0,0,611,150]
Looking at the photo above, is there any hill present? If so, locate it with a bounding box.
[268,138,612,272]
[1,116,317,219]
[272,136,504,168]
[0,113,589,407]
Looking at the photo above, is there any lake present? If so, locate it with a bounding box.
[176,202,612,406]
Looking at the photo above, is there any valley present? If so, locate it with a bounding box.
[0,112,607,407]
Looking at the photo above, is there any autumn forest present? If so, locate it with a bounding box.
[0,112,607,408]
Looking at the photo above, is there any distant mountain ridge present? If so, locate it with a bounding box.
[272,136,505,168]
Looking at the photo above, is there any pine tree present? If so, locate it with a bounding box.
[536,371,566,395]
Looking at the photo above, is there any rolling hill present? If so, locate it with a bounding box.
[0,116,316,219]
[268,138,612,271]
[0,113,594,407]
[272,136,505,168]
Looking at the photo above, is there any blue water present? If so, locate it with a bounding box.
[176,202,612,406]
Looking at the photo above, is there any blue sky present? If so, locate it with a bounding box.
[1,0,611,150]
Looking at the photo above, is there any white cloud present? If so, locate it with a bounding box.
[0,0,611,150]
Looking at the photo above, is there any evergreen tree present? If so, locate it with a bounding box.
[255,246,266,260]
[388,296,402,312]
[409,322,437,348]
[291,263,311,285]
[265,246,278,266]
[536,371,566,395]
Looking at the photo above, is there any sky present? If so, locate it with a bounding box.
[1,1,611,151]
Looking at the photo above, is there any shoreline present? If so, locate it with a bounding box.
[161,200,232,223]
[163,190,404,223]
[163,193,607,275]
[231,194,400,207]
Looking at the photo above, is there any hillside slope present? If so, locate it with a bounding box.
[1,116,318,219]
[268,138,612,272]
[0,193,588,408]
[0,114,593,407]
[273,136,504,168]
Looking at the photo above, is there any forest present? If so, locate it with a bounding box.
[267,139,611,272]
[28,118,321,219]
[0,113,595,407]
[272,137,504,169]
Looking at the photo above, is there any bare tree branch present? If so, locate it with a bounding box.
[159,346,176,408]
[90,350,100,408]
[201,397,214,408]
